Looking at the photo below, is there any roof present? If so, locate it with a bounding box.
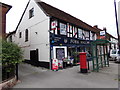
[9,0,117,40]
[7,30,16,36]
[37,1,101,33]
[0,2,12,13]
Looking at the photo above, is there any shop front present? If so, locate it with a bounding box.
[50,33,92,69]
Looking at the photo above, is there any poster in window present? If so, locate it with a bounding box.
[60,23,66,35]
[51,20,57,34]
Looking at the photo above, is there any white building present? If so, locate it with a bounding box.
[7,0,103,69]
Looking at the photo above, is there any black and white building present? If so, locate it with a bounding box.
[7,0,102,69]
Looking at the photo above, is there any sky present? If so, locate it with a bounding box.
[1,0,120,38]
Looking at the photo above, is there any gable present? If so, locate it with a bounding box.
[15,0,49,32]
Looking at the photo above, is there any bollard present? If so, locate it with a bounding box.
[79,52,88,73]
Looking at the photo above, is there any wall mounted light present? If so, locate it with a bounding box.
[35,32,38,34]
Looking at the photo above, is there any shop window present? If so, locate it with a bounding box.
[29,8,34,19]
[25,29,28,42]
[60,23,67,35]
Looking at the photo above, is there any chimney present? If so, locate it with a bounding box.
[103,27,107,31]
[93,25,98,28]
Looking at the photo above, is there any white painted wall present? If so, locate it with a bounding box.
[110,37,118,49]
[10,0,50,62]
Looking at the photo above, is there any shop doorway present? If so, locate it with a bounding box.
[53,46,67,59]
[56,48,65,60]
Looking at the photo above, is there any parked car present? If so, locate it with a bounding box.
[109,49,120,62]
[116,50,120,63]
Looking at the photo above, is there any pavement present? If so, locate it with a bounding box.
[12,61,119,88]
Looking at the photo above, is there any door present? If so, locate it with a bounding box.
[56,48,65,60]
[30,49,39,63]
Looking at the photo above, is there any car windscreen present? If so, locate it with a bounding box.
[118,51,120,54]
[112,50,116,54]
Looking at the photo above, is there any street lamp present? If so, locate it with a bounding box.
[114,0,120,52]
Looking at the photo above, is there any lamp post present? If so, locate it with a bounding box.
[114,0,120,51]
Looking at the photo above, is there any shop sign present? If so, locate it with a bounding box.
[80,41,90,44]
[100,31,106,36]
[52,59,58,70]
[50,34,91,45]
[69,39,79,44]
[100,31,106,39]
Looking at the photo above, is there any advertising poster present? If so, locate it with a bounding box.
[52,59,58,70]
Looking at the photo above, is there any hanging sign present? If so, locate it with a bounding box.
[100,31,106,39]
[100,31,106,36]
[52,59,58,70]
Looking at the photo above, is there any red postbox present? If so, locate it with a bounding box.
[79,52,88,73]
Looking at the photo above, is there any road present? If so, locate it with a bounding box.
[12,61,118,88]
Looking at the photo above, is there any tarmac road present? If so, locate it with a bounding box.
[12,61,119,88]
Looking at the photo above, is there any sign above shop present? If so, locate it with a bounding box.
[50,34,91,46]
[100,31,106,36]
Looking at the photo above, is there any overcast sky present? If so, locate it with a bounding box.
[1,0,120,38]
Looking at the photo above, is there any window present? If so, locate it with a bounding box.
[69,25,73,37]
[51,20,58,34]
[60,23,67,35]
[78,28,83,39]
[19,32,22,38]
[82,30,89,40]
[91,32,96,40]
[25,29,28,42]
[73,27,77,38]
[29,8,34,18]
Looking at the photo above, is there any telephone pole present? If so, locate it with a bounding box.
[114,0,120,51]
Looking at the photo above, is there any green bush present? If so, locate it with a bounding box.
[0,40,24,72]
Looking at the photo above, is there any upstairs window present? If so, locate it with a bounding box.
[29,8,34,19]
[78,28,83,39]
[60,23,66,35]
[25,29,28,42]
[19,32,22,38]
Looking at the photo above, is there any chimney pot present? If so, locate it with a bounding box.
[103,27,106,31]
[93,25,98,28]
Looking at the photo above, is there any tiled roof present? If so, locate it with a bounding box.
[37,1,101,33]
[0,2,12,13]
